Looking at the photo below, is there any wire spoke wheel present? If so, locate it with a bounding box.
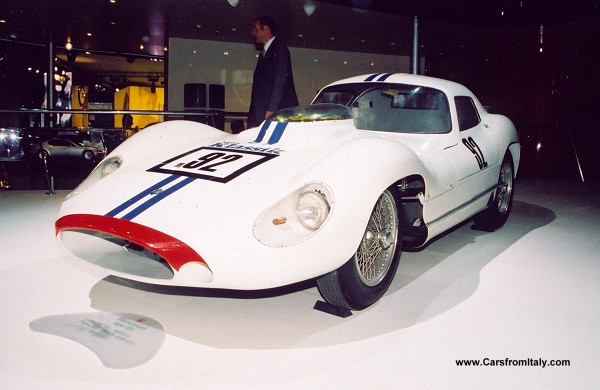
[317,188,403,311]
[474,151,515,230]
[355,191,398,286]
[495,158,514,215]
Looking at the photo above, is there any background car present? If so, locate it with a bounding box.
[55,73,519,313]
[39,138,106,161]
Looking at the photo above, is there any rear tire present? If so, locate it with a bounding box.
[474,151,515,230]
[317,188,403,310]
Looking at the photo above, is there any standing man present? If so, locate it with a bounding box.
[248,16,299,128]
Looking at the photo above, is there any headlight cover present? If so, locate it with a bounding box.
[296,190,330,230]
[253,182,333,247]
[66,155,123,200]
[100,155,122,177]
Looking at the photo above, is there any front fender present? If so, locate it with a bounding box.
[109,120,226,163]
[297,137,427,268]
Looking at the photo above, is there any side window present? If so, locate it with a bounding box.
[455,96,480,131]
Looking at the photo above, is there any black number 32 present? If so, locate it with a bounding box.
[462,137,488,169]
[181,152,244,172]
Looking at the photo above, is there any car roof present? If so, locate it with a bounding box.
[324,73,474,97]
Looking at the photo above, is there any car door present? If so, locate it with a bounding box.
[443,96,500,203]
[50,139,70,156]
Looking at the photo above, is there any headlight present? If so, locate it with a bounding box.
[254,182,333,247]
[296,191,330,230]
[66,155,123,200]
[100,156,123,177]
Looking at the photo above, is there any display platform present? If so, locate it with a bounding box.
[1,179,599,389]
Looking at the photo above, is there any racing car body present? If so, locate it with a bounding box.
[56,73,519,310]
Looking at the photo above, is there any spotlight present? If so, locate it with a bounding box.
[227,0,239,7]
[304,0,316,16]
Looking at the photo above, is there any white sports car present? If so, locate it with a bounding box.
[55,73,519,311]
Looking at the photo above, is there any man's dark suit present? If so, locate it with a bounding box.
[248,37,299,128]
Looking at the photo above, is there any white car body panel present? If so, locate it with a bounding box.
[55,73,520,291]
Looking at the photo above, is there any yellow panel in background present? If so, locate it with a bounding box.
[114,86,164,129]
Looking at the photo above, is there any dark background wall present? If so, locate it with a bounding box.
[423,17,600,180]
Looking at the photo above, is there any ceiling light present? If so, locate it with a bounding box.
[304,0,316,16]
[227,0,239,7]
[86,32,92,37]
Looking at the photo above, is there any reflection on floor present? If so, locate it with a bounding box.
[1,179,599,389]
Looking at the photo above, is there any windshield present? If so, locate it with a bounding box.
[271,103,354,123]
[313,82,452,134]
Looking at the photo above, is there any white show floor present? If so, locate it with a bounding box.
[1,179,599,389]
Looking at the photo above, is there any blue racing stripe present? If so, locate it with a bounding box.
[267,122,288,145]
[121,176,196,221]
[106,174,181,217]
[254,120,272,143]
[364,73,381,82]
[377,73,393,81]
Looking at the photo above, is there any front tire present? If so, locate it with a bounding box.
[317,188,403,310]
[474,151,515,230]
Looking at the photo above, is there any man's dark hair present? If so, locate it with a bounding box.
[255,16,276,35]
